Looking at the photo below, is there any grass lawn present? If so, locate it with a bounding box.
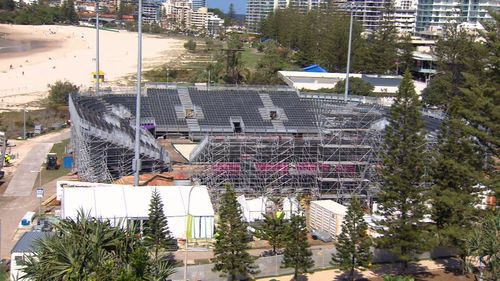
[241,48,263,69]
[33,139,71,187]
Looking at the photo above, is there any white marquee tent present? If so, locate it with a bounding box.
[57,181,214,239]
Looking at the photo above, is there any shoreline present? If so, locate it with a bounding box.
[0,24,186,111]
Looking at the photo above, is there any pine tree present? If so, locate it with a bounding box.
[255,211,287,255]
[228,3,236,20]
[376,70,428,272]
[282,214,314,280]
[428,102,484,274]
[212,185,256,280]
[331,197,372,281]
[143,189,177,262]
[397,34,415,74]
[357,19,398,74]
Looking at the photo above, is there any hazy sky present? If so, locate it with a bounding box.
[207,0,247,14]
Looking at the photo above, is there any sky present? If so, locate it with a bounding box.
[207,0,247,14]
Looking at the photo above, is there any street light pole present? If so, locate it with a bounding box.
[183,186,195,281]
[133,0,143,187]
[23,107,26,140]
[344,6,354,102]
[38,169,42,216]
[96,0,100,95]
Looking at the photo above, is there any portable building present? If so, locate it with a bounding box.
[309,200,347,238]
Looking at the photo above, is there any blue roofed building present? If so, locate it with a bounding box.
[10,231,54,281]
[302,64,328,73]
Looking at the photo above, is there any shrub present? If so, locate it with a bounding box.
[184,39,197,52]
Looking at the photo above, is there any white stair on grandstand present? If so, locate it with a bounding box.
[186,119,200,131]
[258,92,275,108]
[178,87,193,107]
[258,92,287,131]
[271,120,286,131]
[178,87,200,131]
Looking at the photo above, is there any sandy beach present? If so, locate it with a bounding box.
[0,24,186,110]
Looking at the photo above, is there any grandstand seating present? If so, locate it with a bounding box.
[74,87,442,137]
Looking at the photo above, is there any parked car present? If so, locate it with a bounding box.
[311,229,333,243]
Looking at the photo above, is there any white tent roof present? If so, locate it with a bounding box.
[60,182,214,219]
[237,195,270,222]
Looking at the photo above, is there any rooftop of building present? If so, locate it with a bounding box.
[11,231,54,254]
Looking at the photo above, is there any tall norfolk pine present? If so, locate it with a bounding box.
[376,70,428,270]
[331,197,372,281]
[212,185,256,280]
[282,214,314,281]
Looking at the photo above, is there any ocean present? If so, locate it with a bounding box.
[0,37,48,54]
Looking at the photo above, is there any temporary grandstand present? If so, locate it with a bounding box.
[69,84,441,201]
[69,94,170,183]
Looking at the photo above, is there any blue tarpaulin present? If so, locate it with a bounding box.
[303,64,328,73]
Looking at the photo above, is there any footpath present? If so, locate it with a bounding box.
[0,129,70,258]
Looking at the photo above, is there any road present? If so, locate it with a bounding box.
[0,129,70,258]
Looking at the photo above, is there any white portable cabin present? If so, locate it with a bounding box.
[309,200,348,238]
[58,181,215,239]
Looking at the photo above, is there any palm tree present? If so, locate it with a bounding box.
[21,210,174,281]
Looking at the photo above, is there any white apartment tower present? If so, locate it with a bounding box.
[416,0,500,33]
[391,0,418,33]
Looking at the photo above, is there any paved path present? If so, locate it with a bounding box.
[0,129,70,258]
[3,143,53,196]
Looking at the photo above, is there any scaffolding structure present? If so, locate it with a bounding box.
[191,100,385,202]
[69,94,169,183]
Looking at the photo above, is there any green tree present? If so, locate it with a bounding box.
[47,80,79,106]
[331,197,372,281]
[255,211,287,255]
[250,42,290,84]
[357,24,398,74]
[282,214,314,280]
[184,39,197,52]
[457,13,500,184]
[0,0,15,11]
[332,77,375,96]
[376,70,428,272]
[228,3,236,21]
[465,212,500,280]
[212,185,256,280]
[428,106,484,274]
[21,210,174,281]
[60,0,78,23]
[421,26,486,108]
[143,189,177,263]
[397,34,415,74]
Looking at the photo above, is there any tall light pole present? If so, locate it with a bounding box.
[183,186,195,281]
[96,0,100,95]
[23,107,27,140]
[344,5,354,102]
[133,0,143,187]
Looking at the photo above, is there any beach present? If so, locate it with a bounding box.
[0,24,186,110]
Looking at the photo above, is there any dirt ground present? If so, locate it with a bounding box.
[257,259,476,281]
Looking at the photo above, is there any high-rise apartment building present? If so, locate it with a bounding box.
[246,0,328,33]
[416,0,499,33]
[346,0,392,31]
[192,0,206,11]
[389,0,418,33]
